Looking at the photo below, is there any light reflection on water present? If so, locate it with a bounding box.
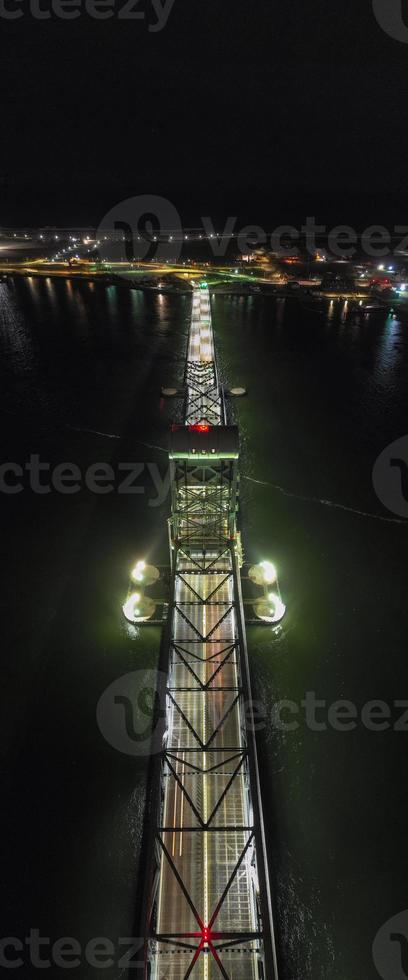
[375,313,402,374]
[0,280,38,377]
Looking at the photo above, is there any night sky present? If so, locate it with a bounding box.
[1,0,408,224]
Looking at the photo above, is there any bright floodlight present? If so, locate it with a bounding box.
[131,560,146,583]
[249,560,277,586]
[123,592,141,621]
[123,593,156,624]
[253,593,286,624]
[260,560,277,584]
[130,562,160,587]
[268,592,286,620]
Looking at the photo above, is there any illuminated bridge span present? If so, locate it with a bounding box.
[144,286,278,979]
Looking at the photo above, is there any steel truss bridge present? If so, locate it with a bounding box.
[143,286,278,979]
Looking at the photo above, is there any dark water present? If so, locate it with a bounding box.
[1,277,407,980]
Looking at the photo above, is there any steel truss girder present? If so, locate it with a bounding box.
[185,360,223,426]
[173,601,235,641]
[154,831,257,980]
[145,288,275,980]
[155,545,262,978]
[171,463,238,547]
[170,642,237,691]
[166,690,242,751]
[162,752,247,830]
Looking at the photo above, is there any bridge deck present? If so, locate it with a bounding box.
[149,287,272,980]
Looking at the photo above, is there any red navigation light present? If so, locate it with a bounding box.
[188,424,210,433]
[202,926,212,942]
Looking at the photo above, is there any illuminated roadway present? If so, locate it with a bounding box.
[156,558,259,979]
[149,287,275,979]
